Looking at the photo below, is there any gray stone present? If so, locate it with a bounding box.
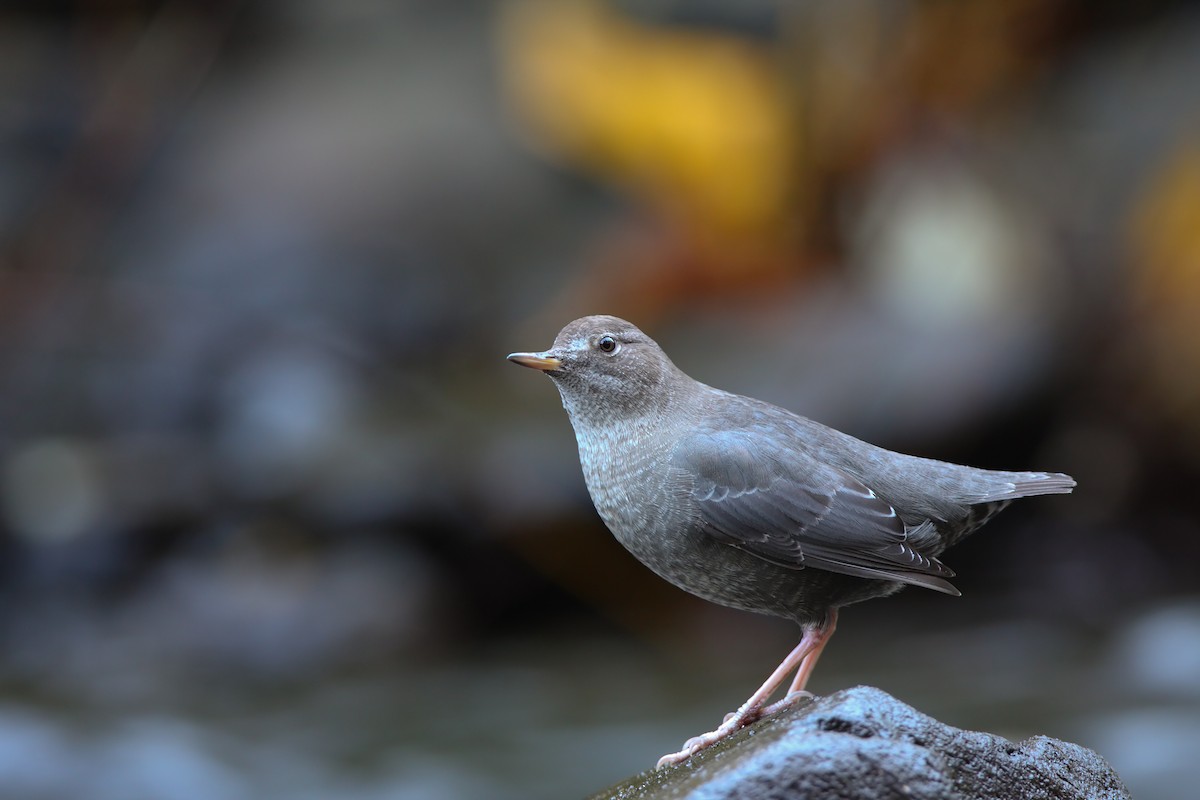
[590,686,1130,800]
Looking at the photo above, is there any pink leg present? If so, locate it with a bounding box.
[761,608,838,716]
[655,611,838,769]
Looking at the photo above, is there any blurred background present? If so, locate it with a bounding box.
[1,0,1198,798]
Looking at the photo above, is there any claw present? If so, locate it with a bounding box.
[656,704,761,769]
[760,689,814,718]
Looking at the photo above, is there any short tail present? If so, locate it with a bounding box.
[976,471,1076,502]
[1009,471,1076,497]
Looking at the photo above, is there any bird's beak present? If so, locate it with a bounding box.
[507,351,563,372]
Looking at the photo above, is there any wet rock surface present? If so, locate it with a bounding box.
[591,686,1131,800]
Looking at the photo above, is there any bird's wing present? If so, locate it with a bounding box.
[671,429,960,595]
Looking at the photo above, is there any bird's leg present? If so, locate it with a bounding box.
[655,614,835,769]
[760,608,838,717]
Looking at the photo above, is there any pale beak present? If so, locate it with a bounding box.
[507,351,563,372]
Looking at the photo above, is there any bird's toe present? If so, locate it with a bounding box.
[761,689,815,718]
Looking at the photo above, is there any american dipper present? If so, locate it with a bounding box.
[508,315,1075,768]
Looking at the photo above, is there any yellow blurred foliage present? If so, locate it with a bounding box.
[499,0,794,240]
[1129,139,1200,436]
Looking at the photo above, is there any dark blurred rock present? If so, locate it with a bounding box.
[591,686,1130,800]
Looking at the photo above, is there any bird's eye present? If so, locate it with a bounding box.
[597,335,618,353]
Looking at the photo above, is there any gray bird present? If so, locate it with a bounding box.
[508,315,1074,768]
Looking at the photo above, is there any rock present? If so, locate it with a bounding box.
[590,686,1130,800]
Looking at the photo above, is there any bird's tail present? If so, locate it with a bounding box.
[1006,471,1076,497]
[971,471,1076,502]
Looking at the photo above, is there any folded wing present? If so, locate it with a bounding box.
[673,430,960,595]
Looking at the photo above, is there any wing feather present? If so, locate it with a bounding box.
[673,430,959,595]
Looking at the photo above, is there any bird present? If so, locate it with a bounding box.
[507,314,1075,768]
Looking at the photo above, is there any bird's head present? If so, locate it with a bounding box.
[508,315,685,424]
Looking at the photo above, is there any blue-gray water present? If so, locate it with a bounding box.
[0,598,1196,800]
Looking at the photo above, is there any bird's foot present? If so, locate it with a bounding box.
[655,691,817,769]
[655,705,760,769]
[760,689,814,718]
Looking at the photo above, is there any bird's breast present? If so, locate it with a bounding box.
[572,420,681,551]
